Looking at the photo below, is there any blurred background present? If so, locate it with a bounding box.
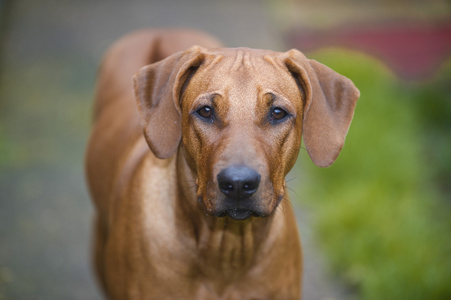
[0,0,450,299]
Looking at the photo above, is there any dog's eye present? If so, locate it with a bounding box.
[195,106,214,122]
[270,107,288,123]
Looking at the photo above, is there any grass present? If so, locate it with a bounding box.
[295,49,451,300]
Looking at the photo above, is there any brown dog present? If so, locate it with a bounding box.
[85,29,359,300]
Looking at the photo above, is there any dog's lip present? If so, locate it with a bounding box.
[226,208,253,220]
[212,208,262,221]
[199,194,273,220]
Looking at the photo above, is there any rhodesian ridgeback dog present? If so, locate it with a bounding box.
[85,29,359,300]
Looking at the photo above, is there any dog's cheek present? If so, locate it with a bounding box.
[283,124,303,175]
[181,125,201,175]
[182,122,216,186]
[194,140,224,213]
[266,125,300,196]
[269,158,286,200]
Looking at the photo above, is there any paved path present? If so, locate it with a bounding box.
[0,0,346,299]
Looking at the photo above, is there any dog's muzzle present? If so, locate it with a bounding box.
[216,166,261,220]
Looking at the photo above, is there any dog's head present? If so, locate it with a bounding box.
[134,46,359,220]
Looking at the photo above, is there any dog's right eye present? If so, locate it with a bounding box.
[195,106,214,122]
[269,106,290,124]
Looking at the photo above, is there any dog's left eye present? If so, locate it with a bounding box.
[195,106,214,122]
[270,107,289,123]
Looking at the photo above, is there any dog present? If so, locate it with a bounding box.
[85,29,359,300]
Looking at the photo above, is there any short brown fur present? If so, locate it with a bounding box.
[85,29,359,300]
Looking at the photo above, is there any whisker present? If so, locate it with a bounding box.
[183,184,198,193]
[277,201,286,220]
[183,179,197,184]
[286,186,300,202]
[271,193,286,221]
[286,197,295,211]
[285,177,297,183]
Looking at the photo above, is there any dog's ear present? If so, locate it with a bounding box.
[134,46,205,159]
[282,49,360,167]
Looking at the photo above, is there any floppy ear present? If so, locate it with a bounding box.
[134,46,206,159]
[283,49,360,167]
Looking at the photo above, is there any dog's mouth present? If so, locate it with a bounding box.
[213,208,262,221]
[198,188,282,221]
[224,208,253,220]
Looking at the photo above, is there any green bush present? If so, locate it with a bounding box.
[296,49,451,300]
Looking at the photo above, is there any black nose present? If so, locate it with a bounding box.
[217,166,260,199]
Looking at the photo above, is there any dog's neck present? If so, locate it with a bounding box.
[174,147,284,282]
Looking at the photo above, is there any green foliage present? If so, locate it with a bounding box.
[296,49,451,300]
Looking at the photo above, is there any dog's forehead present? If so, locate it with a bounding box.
[205,47,276,56]
[203,47,281,70]
[191,47,296,96]
[183,47,303,120]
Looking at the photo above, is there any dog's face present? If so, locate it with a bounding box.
[180,49,303,220]
[134,46,359,221]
